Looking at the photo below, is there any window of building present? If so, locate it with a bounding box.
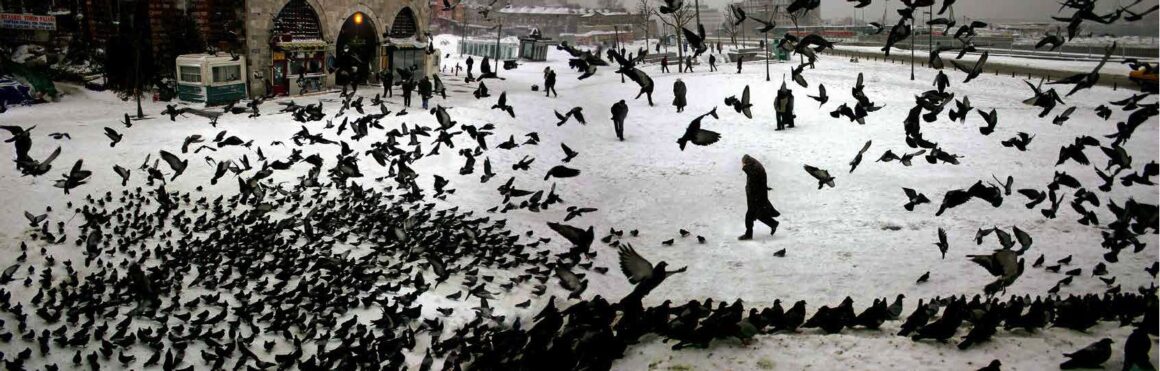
[212,65,242,83]
[179,66,201,83]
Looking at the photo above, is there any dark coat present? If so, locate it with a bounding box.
[672,80,687,108]
[418,77,432,98]
[742,155,779,216]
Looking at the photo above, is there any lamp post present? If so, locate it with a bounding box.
[909,15,915,81]
[764,3,769,81]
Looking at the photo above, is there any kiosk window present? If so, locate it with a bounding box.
[212,65,242,83]
[180,66,201,83]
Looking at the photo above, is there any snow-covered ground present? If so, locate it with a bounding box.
[0,33,1156,369]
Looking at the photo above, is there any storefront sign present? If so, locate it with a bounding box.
[0,13,56,31]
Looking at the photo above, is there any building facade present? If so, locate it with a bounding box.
[732,0,821,29]
[243,0,431,97]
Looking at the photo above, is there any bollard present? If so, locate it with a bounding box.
[1113,82,1117,91]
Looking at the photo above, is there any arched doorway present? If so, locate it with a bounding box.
[270,0,327,96]
[385,7,427,79]
[336,12,378,87]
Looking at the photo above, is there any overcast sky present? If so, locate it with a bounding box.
[574,0,1160,22]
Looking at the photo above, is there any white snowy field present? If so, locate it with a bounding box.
[0,33,1156,370]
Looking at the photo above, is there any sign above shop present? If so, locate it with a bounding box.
[0,13,56,31]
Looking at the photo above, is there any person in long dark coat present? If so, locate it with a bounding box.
[672,78,687,113]
[685,56,694,73]
[402,78,414,107]
[544,68,558,97]
[661,55,670,73]
[737,54,744,74]
[380,68,394,97]
[739,154,780,240]
[465,56,475,80]
[775,82,796,130]
[709,54,717,72]
[611,99,628,141]
[418,76,432,109]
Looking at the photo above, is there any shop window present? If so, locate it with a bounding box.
[179,66,201,83]
[212,65,242,83]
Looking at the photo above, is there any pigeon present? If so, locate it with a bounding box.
[544,165,581,180]
[659,0,684,14]
[104,127,123,147]
[618,244,687,306]
[677,108,720,150]
[113,165,131,186]
[977,108,998,135]
[158,150,188,181]
[903,188,931,211]
[724,86,753,119]
[803,165,835,189]
[808,84,829,106]
[564,206,597,222]
[948,96,973,122]
[1060,338,1113,369]
[849,140,872,173]
[934,228,948,258]
[560,143,579,162]
[1000,132,1034,151]
[950,51,989,83]
[491,92,515,117]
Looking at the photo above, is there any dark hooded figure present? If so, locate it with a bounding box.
[545,68,558,97]
[739,154,781,240]
[673,78,687,112]
[432,74,446,99]
[611,99,628,141]
[380,68,394,97]
[402,77,415,107]
[737,54,744,74]
[685,56,694,72]
[934,71,950,93]
[709,54,718,72]
[775,82,796,130]
[465,56,475,80]
[418,76,433,109]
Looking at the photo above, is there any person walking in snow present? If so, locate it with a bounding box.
[739,154,780,240]
[685,56,694,73]
[544,68,558,97]
[737,54,744,74]
[673,78,687,113]
[661,55,670,73]
[379,68,394,97]
[465,56,475,80]
[709,54,717,72]
[418,76,432,109]
[401,77,414,107]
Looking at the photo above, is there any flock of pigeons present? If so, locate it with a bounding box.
[0,0,1156,369]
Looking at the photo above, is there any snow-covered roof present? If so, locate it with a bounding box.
[498,6,628,16]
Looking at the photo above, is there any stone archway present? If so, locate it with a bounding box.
[336,11,380,86]
[388,7,419,39]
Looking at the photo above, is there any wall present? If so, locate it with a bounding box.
[243,0,430,96]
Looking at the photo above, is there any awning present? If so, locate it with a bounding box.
[277,39,329,51]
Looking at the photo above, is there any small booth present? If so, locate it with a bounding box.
[518,30,555,61]
[459,37,519,60]
[271,39,328,96]
[383,38,433,78]
[175,53,247,106]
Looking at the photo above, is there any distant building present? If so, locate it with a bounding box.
[731,0,821,29]
[242,0,431,97]
[495,5,646,40]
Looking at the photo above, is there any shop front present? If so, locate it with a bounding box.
[271,40,328,96]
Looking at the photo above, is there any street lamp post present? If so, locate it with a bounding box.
[909,16,915,81]
[764,4,769,81]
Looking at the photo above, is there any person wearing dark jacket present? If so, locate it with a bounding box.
[672,78,687,113]
[544,68,558,97]
[661,55,670,73]
[737,54,744,73]
[380,69,394,97]
[739,154,780,240]
[465,56,475,80]
[417,76,432,109]
[611,99,628,141]
[709,54,717,72]
[775,82,796,130]
[685,56,694,73]
[402,78,415,107]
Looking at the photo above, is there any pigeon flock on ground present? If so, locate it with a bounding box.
[0,0,1158,369]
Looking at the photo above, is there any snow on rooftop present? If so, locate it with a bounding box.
[498,6,628,16]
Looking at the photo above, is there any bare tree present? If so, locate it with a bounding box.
[636,0,654,49]
[654,5,694,72]
[721,6,740,49]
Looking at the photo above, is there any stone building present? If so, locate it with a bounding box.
[243,0,431,97]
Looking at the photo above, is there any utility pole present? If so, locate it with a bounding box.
[909,15,915,81]
[764,3,769,81]
[927,9,932,55]
[494,23,502,76]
